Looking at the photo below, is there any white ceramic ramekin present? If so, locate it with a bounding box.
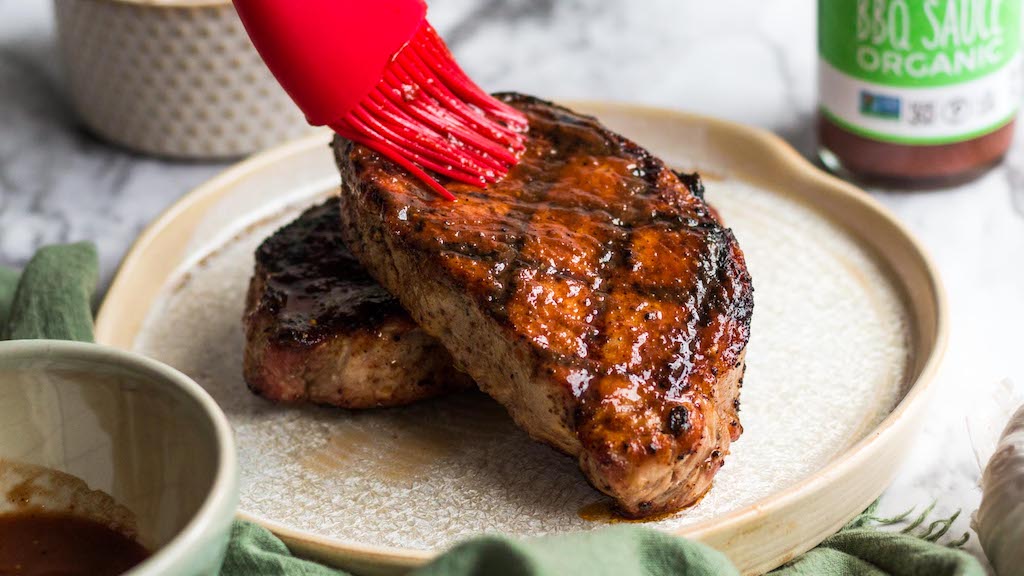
[0,340,239,576]
[53,0,312,159]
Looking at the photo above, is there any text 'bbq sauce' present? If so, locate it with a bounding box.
[818,0,1021,187]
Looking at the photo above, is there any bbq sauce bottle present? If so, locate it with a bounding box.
[818,0,1022,187]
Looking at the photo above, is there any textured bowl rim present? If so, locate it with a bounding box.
[0,339,240,576]
[95,101,949,574]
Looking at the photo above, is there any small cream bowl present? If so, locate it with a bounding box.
[54,0,312,159]
[0,340,238,576]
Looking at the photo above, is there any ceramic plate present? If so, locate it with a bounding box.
[95,103,946,576]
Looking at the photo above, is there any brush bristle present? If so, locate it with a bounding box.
[331,24,528,200]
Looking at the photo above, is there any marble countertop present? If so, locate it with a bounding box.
[2,0,1021,569]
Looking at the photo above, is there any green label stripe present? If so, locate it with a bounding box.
[819,0,1022,87]
[821,105,1017,144]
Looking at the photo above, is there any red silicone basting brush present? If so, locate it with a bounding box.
[232,0,528,200]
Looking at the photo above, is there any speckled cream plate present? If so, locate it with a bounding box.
[95,102,946,576]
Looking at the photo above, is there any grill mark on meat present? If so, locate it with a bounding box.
[335,93,753,516]
[675,171,705,201]
[251,199,409,346]
[242,198,473,409]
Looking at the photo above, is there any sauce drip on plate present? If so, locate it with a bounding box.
[0,511,150,576]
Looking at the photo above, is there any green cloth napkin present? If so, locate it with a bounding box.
[0,266,19,333]
[0,243,987,576]
[223,521,737,576]
[1,242,97,341]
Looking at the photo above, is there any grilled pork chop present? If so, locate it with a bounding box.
[335,94,753,517]
[243,198,471,409]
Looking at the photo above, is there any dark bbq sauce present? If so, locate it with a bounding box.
[818,115,1015,187]
[0,512,150,576]
[253,197,414,346]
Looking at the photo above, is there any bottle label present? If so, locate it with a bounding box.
[819,0,1022,144]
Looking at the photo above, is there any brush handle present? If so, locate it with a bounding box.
[233,0,427,127]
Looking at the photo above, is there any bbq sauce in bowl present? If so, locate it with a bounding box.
[0,511,150,576]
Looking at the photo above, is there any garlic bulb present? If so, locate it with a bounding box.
[976,404,1024,576]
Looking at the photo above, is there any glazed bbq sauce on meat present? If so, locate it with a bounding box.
[347,94,753,513]
[251,198,416,347]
